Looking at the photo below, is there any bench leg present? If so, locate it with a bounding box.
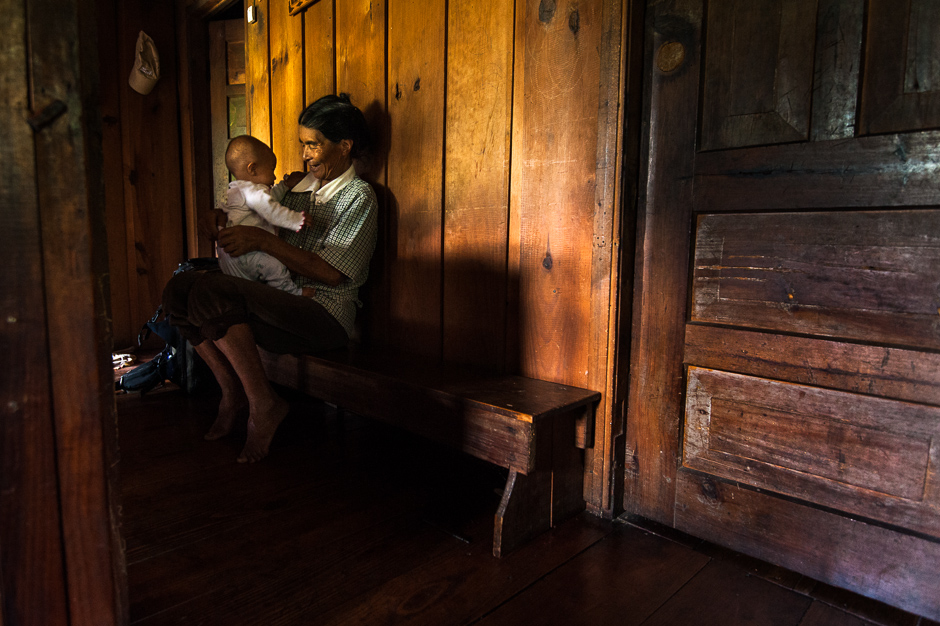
[492,409,586,557]
[493,468,552,557]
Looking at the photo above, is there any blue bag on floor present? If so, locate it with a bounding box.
[115,258,218,394]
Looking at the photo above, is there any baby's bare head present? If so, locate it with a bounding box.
[225,135,277,186]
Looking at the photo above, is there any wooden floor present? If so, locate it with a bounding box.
[117,382,939,626]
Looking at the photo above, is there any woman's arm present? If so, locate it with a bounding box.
[217,225,345,286]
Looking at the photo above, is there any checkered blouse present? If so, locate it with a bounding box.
[278,177,378,337]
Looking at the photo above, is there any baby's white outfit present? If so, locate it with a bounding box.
[217,179,305,295]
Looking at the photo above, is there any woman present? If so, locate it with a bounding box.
[163,94,377,463]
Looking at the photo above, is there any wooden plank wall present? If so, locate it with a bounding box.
[98,0,186,348]
[244,0,627,512]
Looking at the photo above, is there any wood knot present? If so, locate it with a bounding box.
[656,41,685,73]
[700,477,720,503]
[568,9,580,35]
[538,0,556,23]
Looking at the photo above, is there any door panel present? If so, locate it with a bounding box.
[685,367,940,535]
[630,0,940,617]
[700,0,817,151]
[860,0,940,134]
[692,210,940,348]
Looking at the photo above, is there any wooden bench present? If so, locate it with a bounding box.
[259,347,600,557]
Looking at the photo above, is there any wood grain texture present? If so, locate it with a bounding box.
[118,0,186,327]
[623,0,701,522]
[246,0,271,145]
[443,0,513,369]
[209,20,232,210]
[685,325,940,407]
[303,0,335,104]
[860,0,940,134]
[643,559,813,626]
[691,210,940,350]
[335,0,388,346]
[674,472,940,620]
[386,0,446,357]
[31,0,125,623]
[810,0,864,141]
[178,3,217,260]
[478,523,709,626]
[0,1,71,622]
[269,0,305,177]
[684,367,940,536]
[694,131,940,212]
[513,0,600,385]
[700,0,816,151]
[97,0,133,347]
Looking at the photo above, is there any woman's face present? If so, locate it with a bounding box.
[298,126,351,182]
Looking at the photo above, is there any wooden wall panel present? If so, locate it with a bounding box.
[442,0,514,369]
[692,210,940,349]
[336,0,387,345]
[700,0,816,151]
[269,0,305,177]
[1,1,70,621]
[684,367,940,537]
[860,0,940,135]
[246,0,271,145]
[303,0,335,104]
[336,0,386,183]
[118,0,186,338]
[30,0,125,622]
[674,472,940,620]
[513,0,600,385]
[386,0,446,357]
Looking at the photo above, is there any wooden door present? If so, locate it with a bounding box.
[210,18,248,211]
[627,0,940,618]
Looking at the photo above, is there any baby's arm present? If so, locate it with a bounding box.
[242,183,305,232]
[271,171,307,202]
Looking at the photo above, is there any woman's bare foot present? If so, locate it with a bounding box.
[205,394,248,440]
[237,396,290,463]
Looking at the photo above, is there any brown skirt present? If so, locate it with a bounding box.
[162,270,348,355]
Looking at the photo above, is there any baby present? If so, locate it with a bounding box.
[216,135,306,295]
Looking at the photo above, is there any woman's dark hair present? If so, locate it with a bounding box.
[298,93,371,159]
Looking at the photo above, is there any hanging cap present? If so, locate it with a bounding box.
[128,31,160,95]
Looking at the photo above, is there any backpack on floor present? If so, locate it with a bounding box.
[115,258,218,394]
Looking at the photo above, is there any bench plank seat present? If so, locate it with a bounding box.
[259,348,601,556]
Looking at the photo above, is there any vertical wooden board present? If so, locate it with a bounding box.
[674,472,940,620]
[0,1,70,622]
[210,21,231,210]
[118,0,186,327]
[860,0,940,134]
[443,0,514,369]
[97,0,132,347]
[31,0,124,623]
[514,0,601,385]
[336,0,386,183]
[269,0,305,177]
[386,0,445,357]
[336,0,387,346]
[303,0,335,104]
[622,0,701,523]
[810,0,864,141]
[247,0,272,145]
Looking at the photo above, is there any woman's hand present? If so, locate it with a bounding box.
[199,208,227,242]
[217,225,276,257]
[282,170,307,189]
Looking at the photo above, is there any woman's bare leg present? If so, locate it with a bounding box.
[195,340,248,440]
[213,322,289,463]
